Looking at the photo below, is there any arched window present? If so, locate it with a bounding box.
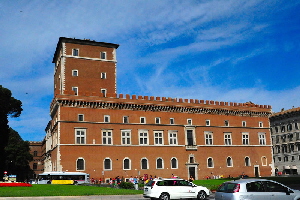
[171,157,178,169]
[104,158,112,170]
[245,157,251,166]
[156,158,163,169]
[261,156,267,166]
[123,158,131,170]
[226,157,233,167]
[76,158,85,171]
[141,158,148,169]
[207,157,214,168]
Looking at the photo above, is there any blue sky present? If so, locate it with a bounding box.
[1,1,300,141]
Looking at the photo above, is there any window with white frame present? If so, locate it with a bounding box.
[206,120,210,126]
[76,158,85,171]
[123,116,129,123]
[104,158,112,170]
[242,121,246,127]
[72,87,78,95]
[72,48,79,56]
[207,157,214,168]
[171,157,178,169]
[156,158,164,169]
[259,133,266,145]
[104,115,110,123]
[75,129,86,144]
[261,156,267,166]
[78,114,84,121]
[224,133,232,145]
[102,130,112,145]
[168,131,177,145]
[245,157,251,166]
[242,132,249,145]
[154,131,163,145]
[259,121,263,127]
[170,118,174,124]
[140,117,146,124]
[139,130,148,145]
[101,72,106,79]
[224,120,229,126]
[155,117,160,124]
[226,157,233,167]
[141,158,148,169]
[121,130,131,145]
[100,51,106,59]
[187,119,192,125]
[101,89,107,97]
[123,158,131,170]
[205,131,213,145]
[72,70,78,76]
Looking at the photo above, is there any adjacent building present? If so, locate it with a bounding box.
[270,107,300,175]
[44,37,274,181]
[29,141,44,178]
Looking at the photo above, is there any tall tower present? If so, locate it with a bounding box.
[52,37,119,97]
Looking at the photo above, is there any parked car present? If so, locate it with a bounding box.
[143,177,210,200]
[215,178,300,200]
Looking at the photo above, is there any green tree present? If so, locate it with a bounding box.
[5,128,33,181]
[0,85,22,178]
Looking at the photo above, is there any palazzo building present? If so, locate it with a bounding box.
[270,107,300,175]
[44,37,274,181]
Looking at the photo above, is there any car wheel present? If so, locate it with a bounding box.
[197,190,207,200]
[159,192,170,200]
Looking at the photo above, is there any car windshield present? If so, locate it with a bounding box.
[217,183,238,193]
[145,180,155,186]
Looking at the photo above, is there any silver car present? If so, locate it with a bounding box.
[215,178,300,200]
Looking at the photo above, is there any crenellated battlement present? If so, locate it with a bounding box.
[51,90,271,115]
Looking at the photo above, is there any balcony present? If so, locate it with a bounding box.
[185,145,197,151]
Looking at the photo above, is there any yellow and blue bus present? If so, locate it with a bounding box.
[38,172,90,185]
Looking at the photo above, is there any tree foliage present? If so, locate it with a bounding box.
[0,85,23,179]
[5,128,33,181]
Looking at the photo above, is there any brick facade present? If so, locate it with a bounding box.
[45,37,274,181]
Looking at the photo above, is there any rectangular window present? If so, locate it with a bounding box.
[104,115,110,123]
[242,121,246,127]
[224,120,229,126]
[123,116,129,123]
[121,130,131,145]
[72,49,79,56]
[170,118,174,124]
[78,114,84,121]
[259,121,263,127]
[100,51,106,59]
[101,89,106,97]
[186,129,194,146]
[154,131,163,145]
[140,117,146,124]
[72,70,78,76]
[72,87,78,95]
[75,129,86,144]
[206,120,210,126]
[102,130,113,145]
[259,132,266,145]
[139,130,148,145]
[168,131,177,145]
[205,132,213,145]
[101,72,106,79]
[242,132,249,145]
[187,119,192,125]
[155,117,160,124]
[224,133,232,145]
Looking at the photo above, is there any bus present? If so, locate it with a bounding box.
[38,172,90,185]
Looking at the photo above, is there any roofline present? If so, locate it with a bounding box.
[52,37,119,63]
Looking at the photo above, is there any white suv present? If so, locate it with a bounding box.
[143,178,210,200]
